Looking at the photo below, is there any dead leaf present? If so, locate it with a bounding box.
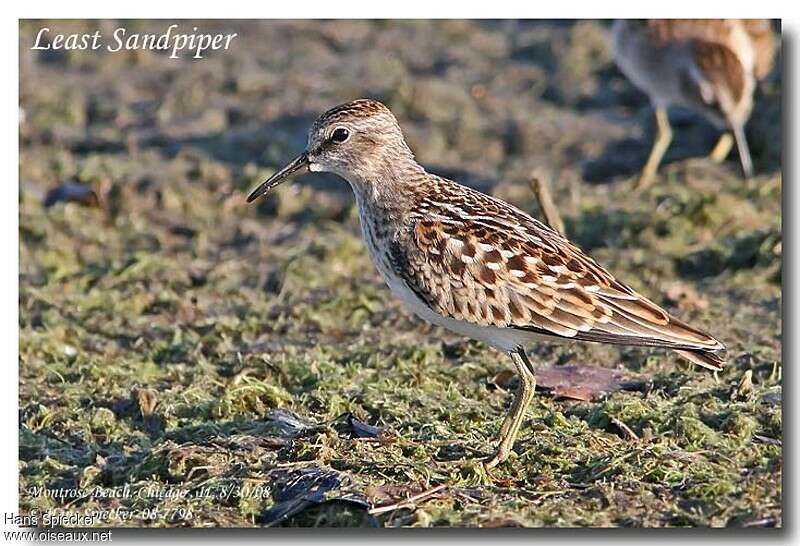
[258,466,375,527]
[550,385,595,401]
[43,182,99,208]
[338,413,397,445]
[348,414,381,438]
[536,365,629,401]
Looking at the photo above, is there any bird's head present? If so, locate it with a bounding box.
[247,99,415,203]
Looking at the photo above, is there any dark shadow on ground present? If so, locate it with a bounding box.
[583,108,731,184]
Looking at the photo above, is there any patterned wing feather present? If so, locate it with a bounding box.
[692,40,746,104]
[390,178,725,368]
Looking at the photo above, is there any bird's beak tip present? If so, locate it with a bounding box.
[245,152,310,204]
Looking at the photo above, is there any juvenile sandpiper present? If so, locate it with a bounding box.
[247,99,726,469]
[612,19,776,187]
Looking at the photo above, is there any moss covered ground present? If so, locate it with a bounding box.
[19,20,781,527]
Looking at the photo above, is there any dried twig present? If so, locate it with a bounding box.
[529,171,565,235]
[368,484,447,515]
[610,416,640,442]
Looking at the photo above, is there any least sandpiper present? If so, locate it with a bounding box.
[247,99,726,469]
[612,19,776,187]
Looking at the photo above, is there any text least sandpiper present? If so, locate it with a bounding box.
[612,19,776,187]
[247,99,726,469]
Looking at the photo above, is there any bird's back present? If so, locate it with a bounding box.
[644,19,736,46]
[741,19,778,80]
[612,19,771,126]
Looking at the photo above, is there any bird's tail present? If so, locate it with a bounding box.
[674,348,726,372]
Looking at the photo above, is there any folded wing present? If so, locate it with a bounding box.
[389,183,726,370]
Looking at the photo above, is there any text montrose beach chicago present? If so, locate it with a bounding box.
[31,24,238,59]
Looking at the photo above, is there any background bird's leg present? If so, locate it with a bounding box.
[484,348,536,470]
[637,106,672,189]
[731,122,754,178]
[708,132,734,163]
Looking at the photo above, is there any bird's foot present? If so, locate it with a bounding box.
[709,133,734,163]
[634,170,656,191]
[483,447,510,471]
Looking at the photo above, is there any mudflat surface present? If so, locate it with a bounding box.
[19,20,781,527]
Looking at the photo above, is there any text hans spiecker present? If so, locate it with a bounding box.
[31,24,238,59]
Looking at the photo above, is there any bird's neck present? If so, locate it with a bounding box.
[344,156,427,221]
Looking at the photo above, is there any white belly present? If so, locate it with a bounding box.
[381,269,546,354]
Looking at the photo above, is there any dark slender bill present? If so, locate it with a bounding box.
[246,152,309,203]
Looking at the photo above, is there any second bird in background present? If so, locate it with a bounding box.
[612,19,776,188]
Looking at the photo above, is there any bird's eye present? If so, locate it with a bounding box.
[331,127,350,144]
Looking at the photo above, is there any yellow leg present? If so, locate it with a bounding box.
[708,133,734,163]
[636,107,672,189]
[484,349,536,470]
